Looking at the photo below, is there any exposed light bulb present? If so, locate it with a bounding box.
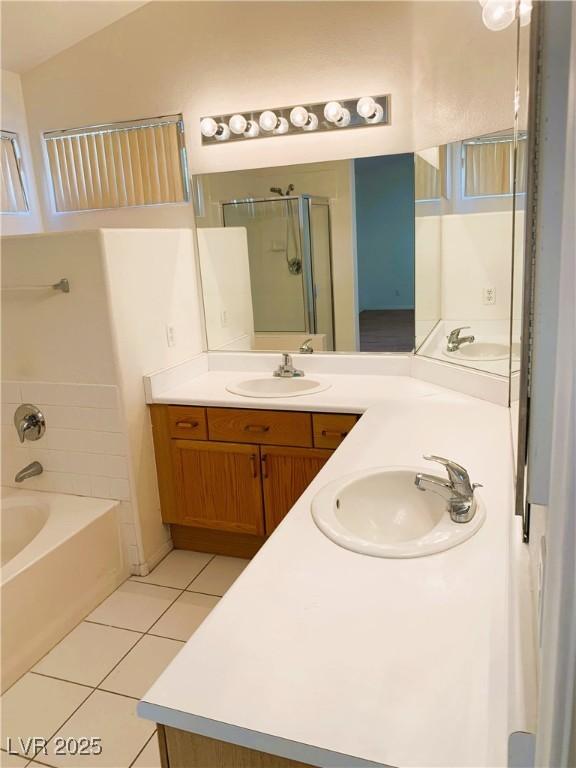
[214,123,230,141]
[302,114,319,132]
[244,120,260,138]
[334,108,350,128]
[482,0,516,31]
[200,117,219,138]
[477,0,489,6]
[357,96,377,119]
[229,114,247,135]
[274,117,289,135]
[290,106,310,128]
[324,101,344,123]
[519,0,532,26]
[259,110,279,132]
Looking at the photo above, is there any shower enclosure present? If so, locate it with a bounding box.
[221,195,335,350]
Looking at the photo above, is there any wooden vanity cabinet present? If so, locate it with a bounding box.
[150,405,358,556]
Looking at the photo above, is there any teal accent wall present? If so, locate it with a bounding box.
[354,154,415,311]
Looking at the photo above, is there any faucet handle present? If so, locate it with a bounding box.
[447,326,471,340]
[422,455,477,496]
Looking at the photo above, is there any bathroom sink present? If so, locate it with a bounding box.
[443,341,510,361]
[226,377,331,398]
[311,467,485,558]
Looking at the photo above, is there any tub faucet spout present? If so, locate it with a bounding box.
[15,461,43,483]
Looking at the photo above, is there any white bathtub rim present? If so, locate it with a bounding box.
[1,487,119,584]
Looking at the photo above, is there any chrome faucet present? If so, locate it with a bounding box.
[14,404,46,443]
[446,327,475,352]
[299,338,314,354]
[273,353,304,378]
[15,461,43,483]
[414,455,482,523]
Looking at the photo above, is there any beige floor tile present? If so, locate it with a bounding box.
[0,674,91,758]
[44,691,154,768]
[99,636,184,699]
[86,581,180,632]
[130,733,160,768]
[187,555,249,596]
[149,592,219,641]
[131,550,213,590]
[0,750,31,766]
[33,622,141,687]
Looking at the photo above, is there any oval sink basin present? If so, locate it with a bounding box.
[226,377,331,398]
[311,467,485,558]
[444,341,510,361]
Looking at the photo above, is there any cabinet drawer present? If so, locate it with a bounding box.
[313,413,358,449]
[207,408,312,447]
[166,406,207,440]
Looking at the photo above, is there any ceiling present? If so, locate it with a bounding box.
[1,1,148,73]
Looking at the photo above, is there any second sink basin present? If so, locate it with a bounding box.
[443,341,510,361]
[311,467,485,558]
[226,377,331,398]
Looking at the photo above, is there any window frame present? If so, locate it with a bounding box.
[1,130,30,215]
[43,114,190,214]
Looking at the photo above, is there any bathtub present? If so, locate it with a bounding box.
[1,488,128,692]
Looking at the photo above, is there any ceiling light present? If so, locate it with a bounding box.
[229,114,247,135]
[334,108,351,128]
[324,101,344,123]
[519,0,532,26]
[259,110,280,132]
[482,0,516,31]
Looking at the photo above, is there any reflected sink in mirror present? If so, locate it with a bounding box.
[443,341,510,361]
[311,467,485,558]
[227,377,331,398]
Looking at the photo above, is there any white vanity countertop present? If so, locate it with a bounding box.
[138,387,513,768]
[147,369,457,413]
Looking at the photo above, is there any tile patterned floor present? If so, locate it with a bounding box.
[0,552,249,768]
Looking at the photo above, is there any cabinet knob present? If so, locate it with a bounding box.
[176,420,199,429]
[322,429,347,438]
[244,424,270,433]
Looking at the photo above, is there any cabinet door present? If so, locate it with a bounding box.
[171,440,264,535]
[261,446,332,535]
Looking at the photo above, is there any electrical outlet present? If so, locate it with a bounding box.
[483,287,496,305]
[166,325,176,347]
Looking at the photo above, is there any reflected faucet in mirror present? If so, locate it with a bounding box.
[446,327,475,353]
[299,338,314,354]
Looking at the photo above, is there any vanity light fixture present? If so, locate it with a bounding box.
[200,94,390,144]
[229,114,248,135]
[357,96,385,124]
[479,0,531,31]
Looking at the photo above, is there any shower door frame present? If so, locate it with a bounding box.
[220,194,335,348]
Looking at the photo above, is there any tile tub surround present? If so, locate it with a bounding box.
[139,396,517,768]
[0,551,246,767]
[0,380,148,570]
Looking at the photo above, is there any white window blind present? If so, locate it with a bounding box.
[1,131,29,214]
[463,133,527,198]
[43,115,189,213]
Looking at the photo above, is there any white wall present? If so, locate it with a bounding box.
[197,228,254,351]
[101,229,205,564]
[18,1,519,235]
[1,70,43,234]
[414,214,442,347]
[441,211,515,321]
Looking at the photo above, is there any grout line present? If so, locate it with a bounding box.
[183,587,225,598]
[93,632,148,691]
[183,554,217,591]
[28,671,93,690]
[128,730,157,768]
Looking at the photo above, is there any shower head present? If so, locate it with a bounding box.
[270,184,296,197]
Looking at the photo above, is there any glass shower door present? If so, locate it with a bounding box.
[222,199,309,333]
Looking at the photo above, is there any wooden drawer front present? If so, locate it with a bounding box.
[166,406,207,440]
[313,413,358,449]
[207,408,312,447]
[171,440,264,535]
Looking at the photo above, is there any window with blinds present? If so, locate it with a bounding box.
[462,133,527,198]
[1,131,29,214]
[43,114,189,213]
